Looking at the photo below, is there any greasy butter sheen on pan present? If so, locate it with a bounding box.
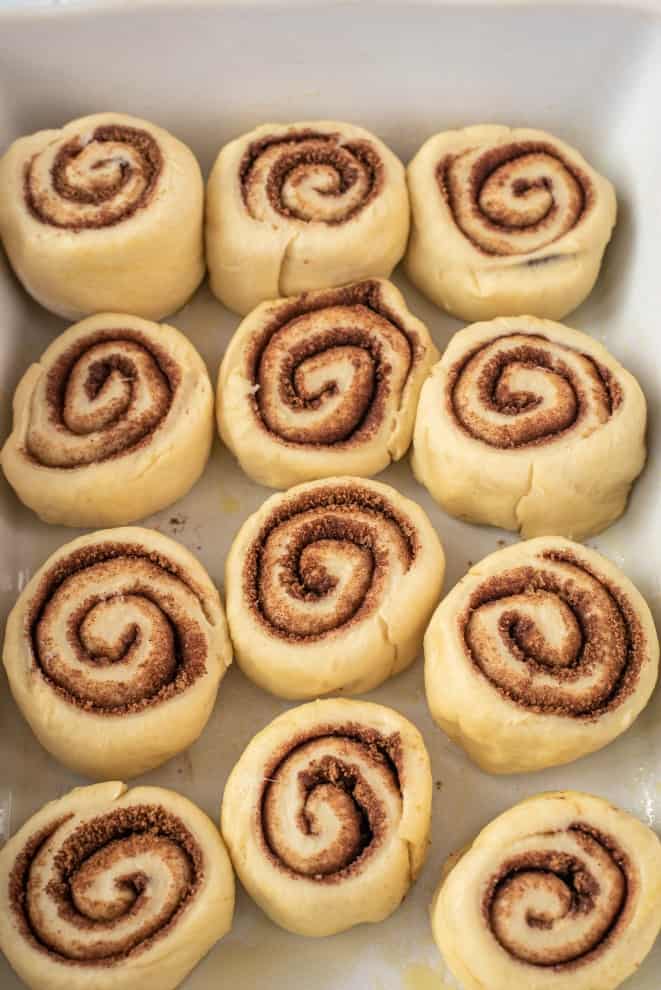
[206,121,410,315]
[411,316,647,540]
[225,476,445,699]
[424,538,659,773]
[221,698,432,936]
[0,782,234,990]
[405,124,616,321]
[431,792,661,990]
[1,312,213,527]
[0,112,204,321]
[217,279,439,488]
[2,528,232,779]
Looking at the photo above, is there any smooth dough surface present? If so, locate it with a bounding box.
[3,527,232,779]
[1,312,214,527]
[0,782,234,990]
[221,698,431,936]
[225,476,445,699]
[425,537,659,773]
[431,791,661,990]
[406,124,617,321]
[0,112,204,320]
[217,278,439,488]
[412,315,647,540]
[206,120,410,315]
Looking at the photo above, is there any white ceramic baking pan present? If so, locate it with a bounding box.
[0,2,660,988]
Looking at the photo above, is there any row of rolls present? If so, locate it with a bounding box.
[1,712,660,990]
[0,286,648,541]
[0,112,616,324]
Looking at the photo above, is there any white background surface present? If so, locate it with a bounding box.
[0,4,660,989]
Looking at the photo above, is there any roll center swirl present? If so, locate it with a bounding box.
[241,131,383,224]
[261,728,402,880]
[485,825,629,967]
[463,552,643,716]
[10,805,202,964]
[438,141,591,256]
[25,125,162,230]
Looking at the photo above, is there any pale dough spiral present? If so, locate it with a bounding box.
[405,125,616,321]
[412,316,647,539]
[431,791,661,990]
[1,312,213,527]
[0,782,234,990]
[424,537,658,773]
[221,698,431,936]
[2,527,232,779]
[225,476,445,699]
[0,112,204,320]
[206,121,410,315]
[217,279,438,487]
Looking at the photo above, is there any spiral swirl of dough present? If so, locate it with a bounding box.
[225,478,444,698]
[449,332,615,449]
[221,699,432,936]
[206,121,410,315]
[438,140,590,256]
[0,783,234,990]
[424,538,658,773]
[241,128,382,223]
[412,317,647,539]
[1,313,214,527]
[217,279,438,488]
[24,124,162,230]
[405,125,617,322]
[3,528,232,779]
[431,792,661,990]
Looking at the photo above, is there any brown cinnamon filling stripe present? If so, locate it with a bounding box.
[9,805,202,965]
[460,550,645,716]
[240,129,383,223]
[447,333,622,449]
[26,541,209,714]
[482,823,633,969]
[259,723,403,882]
[245,280,418,447]
[436,141,592,256]
[243,483,419,641]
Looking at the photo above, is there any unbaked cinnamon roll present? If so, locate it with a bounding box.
[206,121,409,315]
[432,791,661,990]
[225,477,444,698]
[0,782,234,990]
[412,316,647,539]
[2,528,232,779]
[406,125,616,321]
[1,312,213,527]
[221,698,431,936]
[425,537,658,773]
[0,113,204,320]
[217,279,438,488]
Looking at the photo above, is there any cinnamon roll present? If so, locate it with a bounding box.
[424,538,658,773]
[0,113,204,320]
[1,312,213,527]
[221,698,431,936]
[406,125,616,321]
[0,782,234,990]
[2,528,232,779]
[412,316,647,539]
[217,279,438,488]
[206,121,409,315]
[225,477,444,699]
[432,791,661,990]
